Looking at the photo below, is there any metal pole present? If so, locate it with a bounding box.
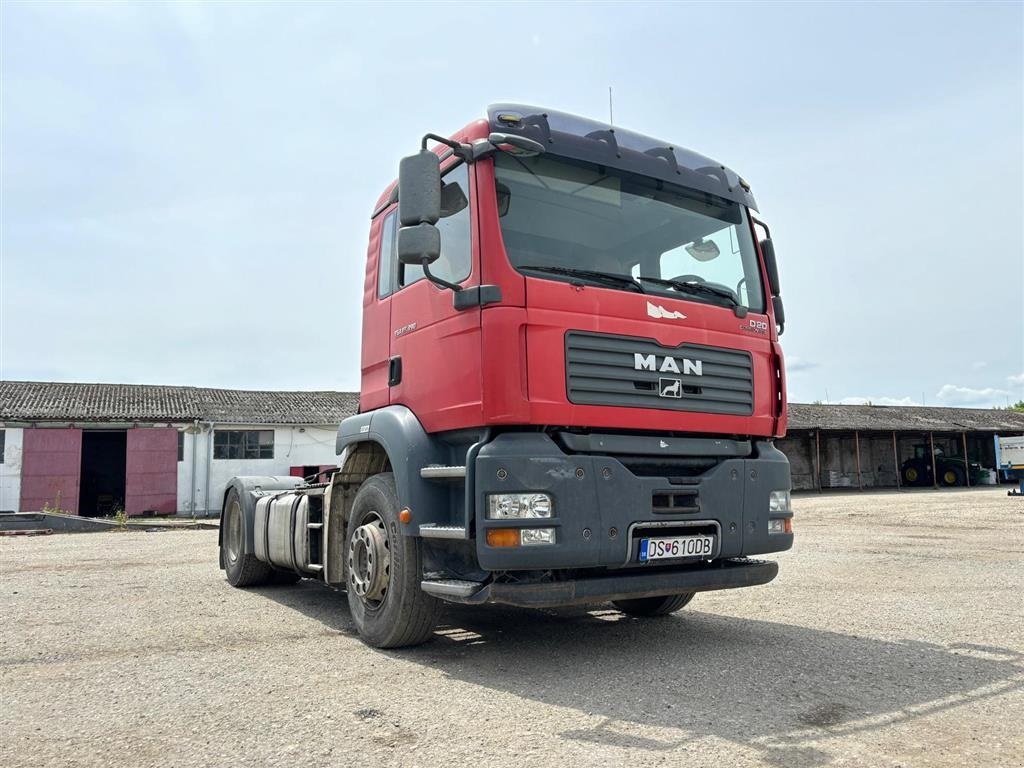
[893,431,901,490]
[929,431,938,488]
[815,429,822,492]
[855,430,864,490]
[962,431,971,487]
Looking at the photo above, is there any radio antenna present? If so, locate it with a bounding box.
[608,86,614,126]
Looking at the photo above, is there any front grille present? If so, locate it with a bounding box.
[565,331,754,416]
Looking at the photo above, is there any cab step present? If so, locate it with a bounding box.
[419,465,467,481]
[418,524,469,540]
[420,579,484,599]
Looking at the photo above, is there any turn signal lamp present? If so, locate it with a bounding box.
[486,529,520,548]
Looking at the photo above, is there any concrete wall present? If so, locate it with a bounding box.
[177,424,340,516]
[1,428,24,512]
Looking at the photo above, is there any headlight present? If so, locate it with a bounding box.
[769,490,791,513]
[487,493,553,519]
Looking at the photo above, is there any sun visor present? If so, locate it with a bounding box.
[487,104,757,211]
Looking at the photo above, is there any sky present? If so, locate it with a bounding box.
[1,1,1022,408]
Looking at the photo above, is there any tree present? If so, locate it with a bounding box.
[1010,400,1024,413]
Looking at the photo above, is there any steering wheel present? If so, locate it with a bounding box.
[668,274,705,284]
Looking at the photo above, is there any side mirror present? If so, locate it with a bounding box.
[398,224,440,266]
[772,295,785,335]
[398,149,441,226]
[760,238,781,297]
[397,149,441,267]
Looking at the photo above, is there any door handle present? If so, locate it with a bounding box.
[388,356,402,387]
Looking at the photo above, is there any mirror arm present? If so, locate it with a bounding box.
[422,259,462,293]
[421,133,473,162]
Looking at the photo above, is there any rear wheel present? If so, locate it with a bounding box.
[345,473,441,648]
[222,488,273,587]
[612,592,695,617]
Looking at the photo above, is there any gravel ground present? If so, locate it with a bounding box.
[2,487,1022,767]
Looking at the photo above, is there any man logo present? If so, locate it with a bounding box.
[659,378,682,398]
[634,353,703,376]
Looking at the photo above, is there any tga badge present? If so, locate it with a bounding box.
[659,378,682,398]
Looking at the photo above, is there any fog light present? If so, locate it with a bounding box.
[488,493,553,519]
[769,490,791,513]
[520,527,556,546]
[768,517,793,535]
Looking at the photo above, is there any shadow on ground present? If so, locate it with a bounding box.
[254,581,1023,767]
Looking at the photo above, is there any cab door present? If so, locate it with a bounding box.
[360,210,397,412]
[387,161,482,433]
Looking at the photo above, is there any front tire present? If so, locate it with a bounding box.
[613,592,695,617]
[940,466,965,487]
[345,473,441,648]
[222,488,274,587]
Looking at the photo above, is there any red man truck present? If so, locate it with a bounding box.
[218,104,793,648]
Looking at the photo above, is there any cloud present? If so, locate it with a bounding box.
[786,357,818,373]
[837,396,922,407]
[1008,372,1024,386]
[972,361,988,370]
[935,384,1009,406]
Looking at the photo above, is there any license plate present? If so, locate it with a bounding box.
[638,534,715,562]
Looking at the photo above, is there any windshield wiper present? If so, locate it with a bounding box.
[519,265,645,293]
[636,275,738,305]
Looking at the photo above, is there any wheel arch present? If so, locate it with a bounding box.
[335,406,451,529]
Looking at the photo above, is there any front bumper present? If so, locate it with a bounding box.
[450,558,778,607]
[473,432,792,571]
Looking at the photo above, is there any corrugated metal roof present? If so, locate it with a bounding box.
[0,381,359,425]
[787,403,1024,433]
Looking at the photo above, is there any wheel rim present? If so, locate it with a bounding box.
[348,512,390,606]
[906,468,918,482]
[944,470,957,485]
[225,499,242,565]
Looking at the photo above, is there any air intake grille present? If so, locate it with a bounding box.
[565,331,753,416]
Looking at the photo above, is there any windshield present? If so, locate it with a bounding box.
[493,153,765,312]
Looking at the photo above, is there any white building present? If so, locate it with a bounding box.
[0,381,358,517]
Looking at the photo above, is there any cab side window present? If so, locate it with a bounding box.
[378,210,397,298]
[400,163,471,288]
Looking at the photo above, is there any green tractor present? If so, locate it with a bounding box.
[901,444,982,487]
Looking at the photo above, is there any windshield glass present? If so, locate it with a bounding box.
[493,153,765,312]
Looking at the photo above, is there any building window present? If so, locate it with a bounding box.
[0,430,5,464]
[213,430,274,460]
[177,431,184,462]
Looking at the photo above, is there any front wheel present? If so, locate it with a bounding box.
[612,592,695,617]
[345,473,441,648]
[940,466,965,487]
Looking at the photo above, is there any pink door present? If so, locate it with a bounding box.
[124,428,178,516]
[20,429,83,514]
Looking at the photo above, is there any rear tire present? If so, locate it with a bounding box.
[222,488,274,587]
[345,473,441,648]
[612,592,695,617]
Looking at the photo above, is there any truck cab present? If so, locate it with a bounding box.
[219,104,793,648]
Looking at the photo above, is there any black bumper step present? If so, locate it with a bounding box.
[444,558,778,608]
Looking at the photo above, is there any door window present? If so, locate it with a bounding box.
[400,163,472,288]
[378,211,397,298]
